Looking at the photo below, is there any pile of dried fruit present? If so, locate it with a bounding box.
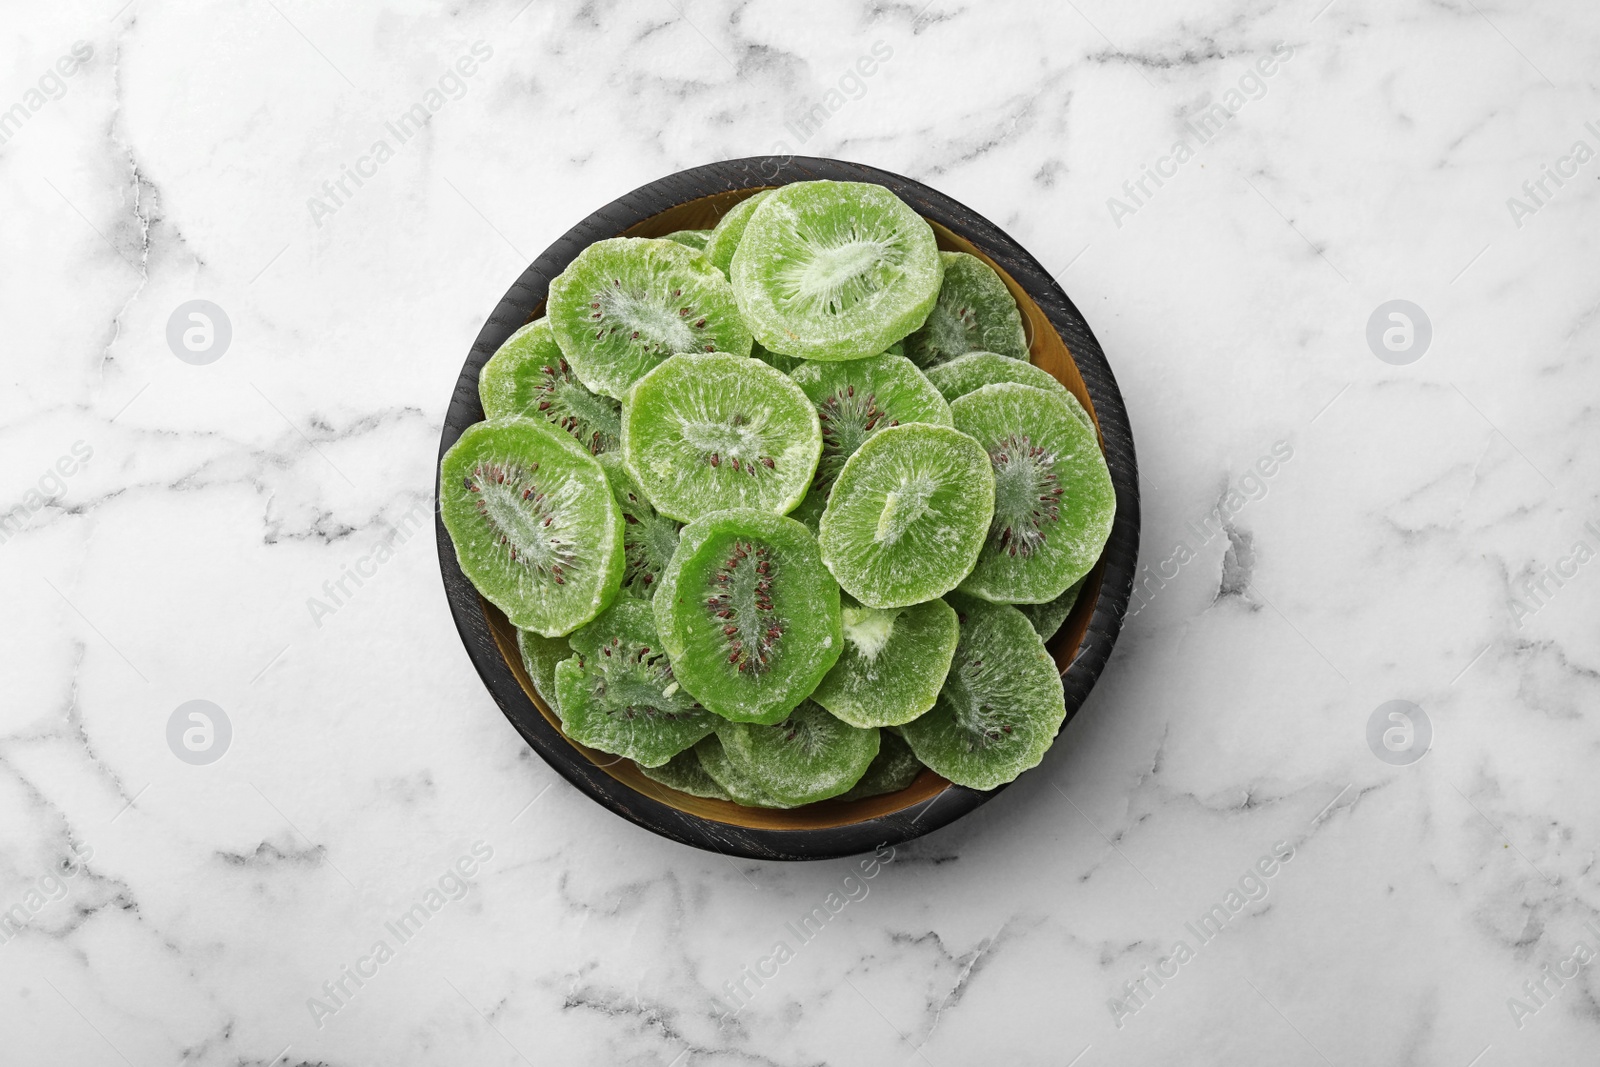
[441,180,1115,804]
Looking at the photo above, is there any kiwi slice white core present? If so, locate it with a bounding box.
[989,433,1062,558]
[599,278,699,353]
[467,462,585,581]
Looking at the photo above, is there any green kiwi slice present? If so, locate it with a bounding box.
[787,353,952,529]
[654,508,842,724]
[902,252,1029,368]
[440,418,624,636]
[730,180,943,362]
[516,628,570,714]
[898,594,1067,790]
[810,594,960,728]
[703,189,773,275]
[926,351,1093,432]
[478,318,623,454]
[694,735,786,807]
[1018,575,1087,643]
[817,423,994,609]
[838,731,924,802]
[547,237,752,400]
[637,748,730,800]
[952,383,1116,604]
[717,701,880,807]
[552,599,715,766]
[663,229,712,251]
[596,453,680,599]
[621,352,821,522]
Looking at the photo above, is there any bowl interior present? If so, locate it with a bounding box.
[475,187,1109,832]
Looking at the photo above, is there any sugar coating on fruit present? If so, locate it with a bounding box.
[663,229,712,251]
[695,735,787,806]
[926,351,1093,432]
[704,189,773,275]
[952,383,1115,604]
[788,354,951,528]
[548,238,752,399]
[839,730,924,801]
[819,422,994,609]
[597,453,679,598]
[811,595,960,728]
[1020,575,1087,642]
[440,418,622,636]
[638,748,731,800]
[717,700,880,806]
[479,318,624,454]
[621,352,821,522]
[555,599,715,766]
[898,594,1067,790]
[516,627,571,714]
[903,252,1029,368]
[655,509,842,724]
[843,602,897,659]
[731,181,942,361]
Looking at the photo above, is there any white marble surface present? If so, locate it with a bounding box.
[3,0,1599,1063]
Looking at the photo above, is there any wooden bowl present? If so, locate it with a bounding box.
[434,156,1140,861]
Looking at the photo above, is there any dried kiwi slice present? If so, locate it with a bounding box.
[902,252,1029,368]
[839,731,924,802]
[597,453,679,599]
[787,353,952,529]
[703,189,773,276]
[440,418,623,636]
[717,701,880,807]
[621,352,821,522]
[478,318,623,454]
[952,383,1116,604]
[926,351,1093,432]
[637,748,730,800]
[1018,575,1087,643]
[663,229,712,251]
[810,594,960,728]
[547,237,752,400]
[731,181,943,362]
[553,599,715,766]
[818,423,993,609]
[694,735,785,807]
[654,509,842,724]
[898,594,1067,790]
[516,628,570,714]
